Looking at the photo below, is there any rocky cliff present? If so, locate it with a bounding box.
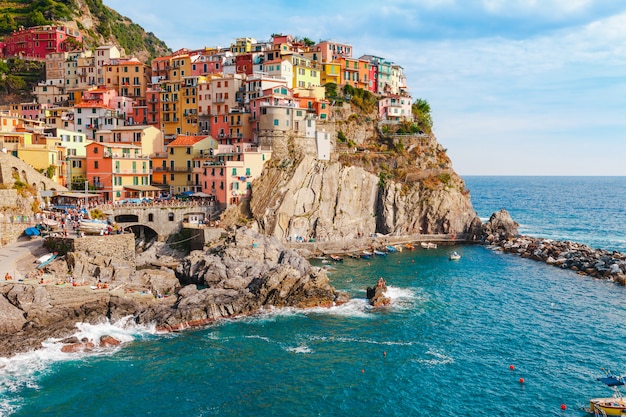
[250,107,482,241]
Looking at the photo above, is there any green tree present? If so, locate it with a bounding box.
[302,37,315,47]
[0,74,26,94]
[324,82,338,99]
[412,98,433,134]
[0,13,17,35]
[27,10,49,27]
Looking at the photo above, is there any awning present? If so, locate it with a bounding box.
[55,192,101,198]
[123,185,164,192]
[191,192,211,197]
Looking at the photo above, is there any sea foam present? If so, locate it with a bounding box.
[0,317,156,416]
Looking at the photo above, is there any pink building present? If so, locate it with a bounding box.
[378,95,413,122]
[2,25,82,60]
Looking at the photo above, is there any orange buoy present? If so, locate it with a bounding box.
[509,365,515,370]
[361,369,365,373]
[560,403,566,410]
[519,378,524,383]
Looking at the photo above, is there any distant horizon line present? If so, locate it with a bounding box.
[460,174,626,177]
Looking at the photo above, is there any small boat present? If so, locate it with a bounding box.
[36,253,55,264]
[449,251,461,261]
[36,253,58,269]
[588,369,626,416]
[79,219,109,234]
[361,251,372,259]
[421,242,437,249]
[349,253,361,259]
[405,243,415,250]
[373,250,387,256]
[386,245,398,252]
[330,255,343,262]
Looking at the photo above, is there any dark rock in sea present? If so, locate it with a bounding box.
[366,279,390,307]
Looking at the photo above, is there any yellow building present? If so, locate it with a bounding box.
[291,54,320,89]
[159,53,196,138]
[230,37,256,54]
[321,62,341,86]
[17,138,67,186]
[165,135,217,195]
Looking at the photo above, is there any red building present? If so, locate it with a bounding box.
[235,54,254,75]
[2,25,82,60]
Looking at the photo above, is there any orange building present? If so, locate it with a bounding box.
[86,142,152,202]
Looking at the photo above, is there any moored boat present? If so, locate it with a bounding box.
[449,251,461,261]
[373,250,387,256]
[386,245,397,252]
[330,255,343,262]
[405,243,415,250]
[79,219,109,234]
[421,242,437,249]
[588,369,626,416]
[361,251,372,259]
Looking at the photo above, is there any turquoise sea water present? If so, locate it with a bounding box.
[2,176,626,416]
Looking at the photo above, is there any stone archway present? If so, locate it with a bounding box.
[124,224,159,247]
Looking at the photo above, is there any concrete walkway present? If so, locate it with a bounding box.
[0,237,47,281]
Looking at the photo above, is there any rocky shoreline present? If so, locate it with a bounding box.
[2,209,625,359]
[0,227,348,358]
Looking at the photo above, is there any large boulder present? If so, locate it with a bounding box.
[482,208,519,242]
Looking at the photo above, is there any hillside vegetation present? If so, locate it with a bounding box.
[0,0,170,62]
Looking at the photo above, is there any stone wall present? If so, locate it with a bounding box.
[0,152,66,192]
[0,189,37,247]
[45,234,135,260]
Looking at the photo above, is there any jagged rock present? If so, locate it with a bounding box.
[482,208,519,240]
[366,281,390,307]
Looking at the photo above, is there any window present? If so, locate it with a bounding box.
[168,213,174,221]
[245,168,251,176]
[148,213,154,222]
[232,168,237,176]
[93,147,98,154]
[273,119,279,126]
[94,161,99,169]
[186,147,191,154]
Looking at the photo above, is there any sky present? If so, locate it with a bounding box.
[102,0,626,176]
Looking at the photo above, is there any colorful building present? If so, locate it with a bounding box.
[378,95,414,122]
[164,135,218,195]
[198,143,271,207]
[2,25,82,60]
[85,142,151,202]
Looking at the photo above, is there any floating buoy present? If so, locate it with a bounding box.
[560,404,566,410]
[361,369,365,373]
[411,260,415,263]
[519,378,524,383]
[383,351,387,357]
[509,365,515,370]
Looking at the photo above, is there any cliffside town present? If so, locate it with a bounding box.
[1,27,480,245]
[0,22,484,357]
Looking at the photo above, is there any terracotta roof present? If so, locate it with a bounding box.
[168,135,210,146]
